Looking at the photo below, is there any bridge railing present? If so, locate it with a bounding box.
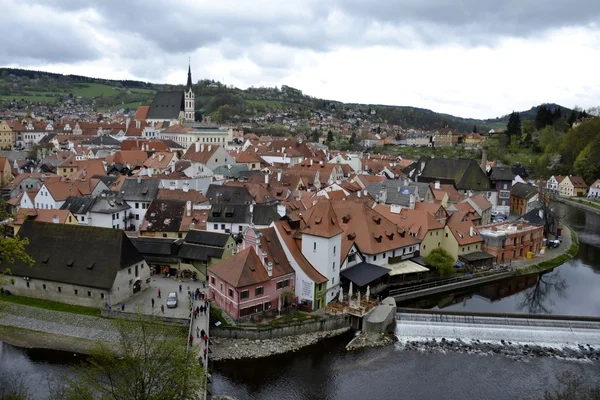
[388,267,511,297]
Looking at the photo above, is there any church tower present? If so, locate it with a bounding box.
[184,62,195,122]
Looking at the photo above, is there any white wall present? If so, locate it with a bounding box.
[301,233,342,304]
[34,184,60,210]
[125,201,150,231]
[108,261,151,305]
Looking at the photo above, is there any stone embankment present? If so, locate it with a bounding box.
[346,332,397,351]
[400,338,600,362]
[211,327,350,361]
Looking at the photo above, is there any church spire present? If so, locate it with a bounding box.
[186,59,192,91]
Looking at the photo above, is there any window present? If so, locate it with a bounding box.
[313,242,316,251]
[135,203,139,209]
[43,284,46,290]
[423,245,426,250]
[240,290,249,299]
[276,279,290,289]
[239,226,243,232]
[228,288,234,298]
[333,246,336,255]
[332,262,335,271]
[214,224,218,230]
[100,293,105,299]
[264,301,271,310]
[178,233,183,238]
[162,233,167,238]
[26,281,30,288]
[74,289,78,295]
[68,216,72,222]
[58,287,62,293]
[221,224,226,230]
[88,291,91,297]
[332,277,335,285]
[211,277,215,285]
[467,246,470,251]
[136,214,139,220]
[446,233,449,237]
[255,287,264,296]
[383,252,386,258]
[220,283,223,292]
[373,255,377,261]
[128,268,131,275]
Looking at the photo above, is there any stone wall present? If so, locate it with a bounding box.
[212,314,352,339]
[363,297,396,334]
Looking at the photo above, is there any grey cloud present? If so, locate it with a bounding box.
[8,0,600,69]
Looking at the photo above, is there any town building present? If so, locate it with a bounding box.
[510,183,539,216]
[588,179,600,199]
[2,221,149,307]
[558,175,588,197]
[488,166,514,215]
[546,175,564,193]
[479,222,544,264]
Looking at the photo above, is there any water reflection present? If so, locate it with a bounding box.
[517,271,567,314]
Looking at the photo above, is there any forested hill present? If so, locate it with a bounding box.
[0,67,571,132]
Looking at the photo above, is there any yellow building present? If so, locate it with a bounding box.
[558,175,588,197]
[0,121,14,150]
[12,209,77,235]
[463,133,485,146]
[443,220,483,261]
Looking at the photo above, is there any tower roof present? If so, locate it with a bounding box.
[186,62,193,91]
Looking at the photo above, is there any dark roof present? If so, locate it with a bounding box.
[510,183,538,200]
[252,204,282,226]
[458,251,496,262]
[130,237,181,262]
[92,175,120,188]
[120,178,160,202]
[207,204,251,224]
[146,91,184,120]
[82,136,121,146]
[206,184,254,205]
[142,200,185,232]
[184,230,231,247]
[418,158,491,191]
[512,164,529,179]
[9,221,144,290]
[212,164,250,179]
[489,167,514,181]
[90,193,131,214]
[519,208,547,226]
[365,181,415,206]
[340,262,390,288]
[61,195,95,215]
[178,243,225,262]
[187,64,193,90]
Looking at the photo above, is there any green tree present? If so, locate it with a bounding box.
[56,317,204,400]
[539,126,559,154]
[472,125,478,133]
[506,111,521,137]
[325,130,334,145]
[0,200,35,286]
[573,134,600,184]
[424,248,455,277]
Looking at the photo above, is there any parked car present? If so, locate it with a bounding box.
[547,240,560,249]
[167,292,178,308]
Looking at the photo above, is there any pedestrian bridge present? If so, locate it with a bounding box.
[395,309,600,347]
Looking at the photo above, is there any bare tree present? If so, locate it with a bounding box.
[517,271,567,314]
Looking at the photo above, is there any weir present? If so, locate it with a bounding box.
[395,311,600,347]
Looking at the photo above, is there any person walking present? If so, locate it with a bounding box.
[203,334,209,345]
[161,304,164,314]
[179,284,182,293]
[200,329,205,338]
[151,298,155,308]
[189,335,194,346]
[121,303,125,311]
[203,347,207,359]
[157,289,161,298]
[196,326,200,339]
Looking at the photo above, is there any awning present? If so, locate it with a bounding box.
[340,262,391,287]
[383,259,429,276]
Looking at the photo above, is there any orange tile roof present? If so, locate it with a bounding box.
[135,106,150,121]
[209,247,270,288]
[300,200,343,238]
[446,219,482,245]
[374,205,444,240]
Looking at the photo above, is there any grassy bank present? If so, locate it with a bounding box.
[0,294,101,317]
[0,324,97,354]
[514,227,579,275]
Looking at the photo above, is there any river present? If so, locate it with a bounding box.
[2,203,600,400]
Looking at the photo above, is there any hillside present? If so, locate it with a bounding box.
[0,67,570,132]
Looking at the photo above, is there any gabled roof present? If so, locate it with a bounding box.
[489,167,514,181]
[446,219,483,245]
[256,227,295,278]
[185,230,231,247]
[206,184,254,205]
[465,193,493,212]
[182,144,220,164]
[140,200,185,232]
[42,181,83,201]
[510,183,539,200]
[61,196,95,215]
[419,158,491,191]
[300,200,343,238]
[373,205,443,241]
[156,188,208,203]
[120,178,160,202]
[209,247,270,288]
[565,175,588,188]
[8,221,144,290]
[135,106,150,121]
[146,91,184,120]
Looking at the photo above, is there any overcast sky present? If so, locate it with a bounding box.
[3,0,600,119]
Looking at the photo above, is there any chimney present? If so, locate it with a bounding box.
[136,120,140,129]
[264,173,269,185]
[195,141,200,152]
[208,145,212,152]
[186,201,191,217]
[538,209,544,219]
[434,181,440,190]
[137,176,141,184]
[52,215,59,224]
[277,203,286,217]
[125,118,131,131]
[469,226,475,237]
[267,261,273,277]
[249,204,254,214]
[201,143,205,152]
[409,194,415,209]
[363,189,368,197]
[277,169,282,182]
[357,190,361,198]
[480,146,488,172]
[310,159,313,166]
[404,178,409,186]
[183,182,190,192]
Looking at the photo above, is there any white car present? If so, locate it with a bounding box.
[166,292,178,308]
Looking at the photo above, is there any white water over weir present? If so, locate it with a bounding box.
[395,312,600,347]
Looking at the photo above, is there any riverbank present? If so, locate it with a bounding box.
[552,196,600,215]
[0,325,96,354]
[211,327,351,360]
[513,225,579,275]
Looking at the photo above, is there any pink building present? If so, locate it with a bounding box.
[208,227,295,319]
